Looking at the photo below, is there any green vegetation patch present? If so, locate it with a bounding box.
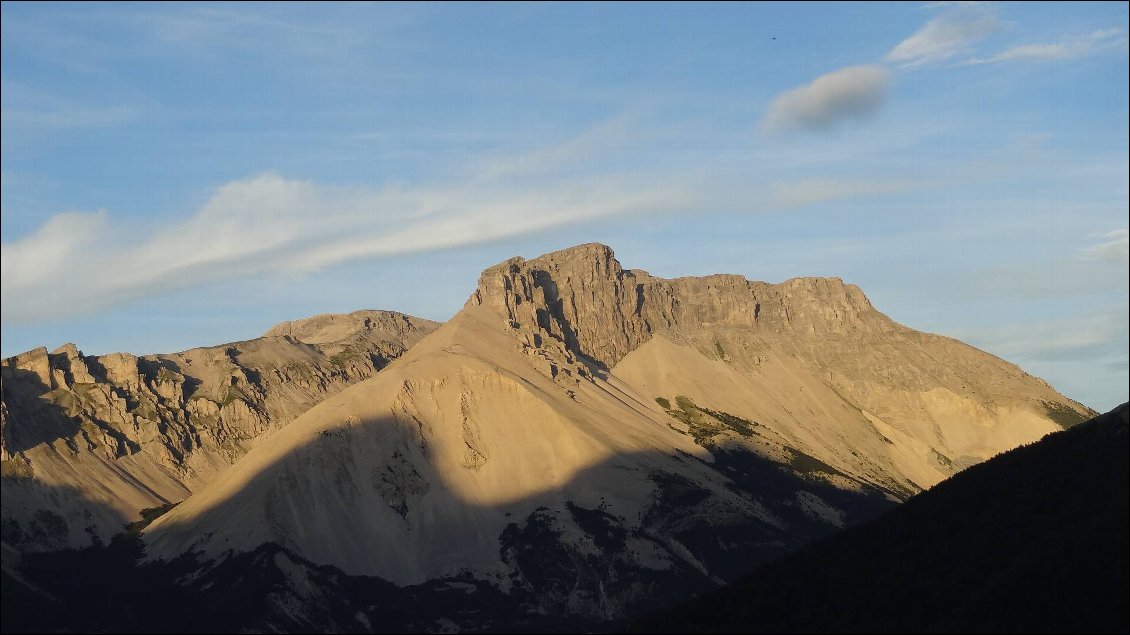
[1042,401,1092,429]
[124,503,179,536]
[785,447,844,477]
[674,395,697,412]
[661,395,760,444]
[219,385,249,407]
[329,348,367,369]
[698,406,757,438]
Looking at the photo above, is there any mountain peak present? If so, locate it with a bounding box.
[469,243,891,368]
[536,241,617,261]
[474,242,621,292]
[263,309,438,347]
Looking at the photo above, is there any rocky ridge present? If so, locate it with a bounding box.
[0,311,438,551]
[471,242,888,369]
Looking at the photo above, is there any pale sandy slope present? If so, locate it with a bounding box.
[145,244,1088,586]
[146,305,739,584]
[614,332,1066,493]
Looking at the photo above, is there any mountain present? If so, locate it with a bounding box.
[0,310,438,553]
[634,402,1129,634]
[128,243,1087,629]
[1,243,1095,632]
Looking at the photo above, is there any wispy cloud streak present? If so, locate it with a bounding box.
[964,28,1128,65]
[0,125,690,323]
[885,3,997,67]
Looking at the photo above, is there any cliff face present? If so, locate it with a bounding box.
[0,311,438,551]
[468,243,1092,490]
[470,243,892,370]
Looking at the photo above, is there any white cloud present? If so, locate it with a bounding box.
[885,4,997,67]
[0,126,690,324]
[0,80,136,138]
[964,228,1130,300]
[0,211,108,290]
[953,307,1129,362]
[470,115,637,182]
[948,307,1129,410]
[1082,229,1130,263]
[964,27,1129,65]
[760,66,890,135]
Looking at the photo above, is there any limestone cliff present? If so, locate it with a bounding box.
[470,243,890,369]
[0,311,438,551]
[470,243,1092,489]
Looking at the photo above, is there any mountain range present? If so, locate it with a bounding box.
[0,243,1100,632]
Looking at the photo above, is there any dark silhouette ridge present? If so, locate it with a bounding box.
[3,408,896,633]
[632,403,1130,634]
[1,479,130,633]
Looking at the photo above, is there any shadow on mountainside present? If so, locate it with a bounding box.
[3,410,897,634]
[0,476,140,555]
[631,403,1130,634]
[1,479,140,633]
[0,367,86,455]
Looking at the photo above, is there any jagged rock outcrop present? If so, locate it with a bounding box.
[0,311,438,551]
[470,243,889,370]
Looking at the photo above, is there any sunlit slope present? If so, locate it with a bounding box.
[145,244,1088,592]
[146,306,735,584]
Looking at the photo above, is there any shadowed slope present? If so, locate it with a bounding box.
[0,310,438,551]
[7,439,893,634]
[634,403,1130,634]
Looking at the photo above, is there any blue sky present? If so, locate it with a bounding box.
[2,2,1127,411]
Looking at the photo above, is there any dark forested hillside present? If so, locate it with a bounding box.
[635,403,1130,634]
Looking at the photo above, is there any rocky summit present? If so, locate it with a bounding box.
[1,243,1094,633]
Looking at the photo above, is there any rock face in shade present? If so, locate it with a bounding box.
[126,243,1092,631]
[0,311,439,551]
[633,403,1130,634]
